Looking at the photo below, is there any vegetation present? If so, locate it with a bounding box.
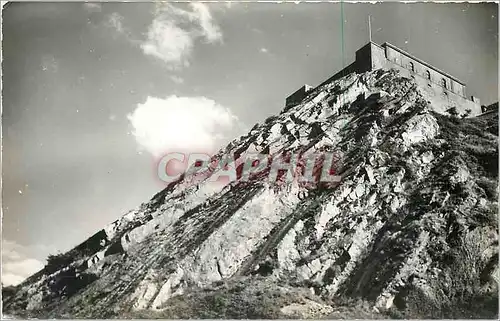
[391,235,499,318]
[45,252,74,274]
[2,283,16,300]
[445,107,459,117]
[125,277,327,319]
[461,108,472,118]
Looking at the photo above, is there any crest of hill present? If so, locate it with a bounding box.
[2,69,498,319]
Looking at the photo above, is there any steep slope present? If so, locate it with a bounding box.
[2,69,498,319]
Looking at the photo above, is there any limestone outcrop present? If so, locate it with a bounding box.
[2,69,498,319]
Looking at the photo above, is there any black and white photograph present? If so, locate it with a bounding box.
[1,1,499,319]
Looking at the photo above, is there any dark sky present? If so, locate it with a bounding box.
[1,2,498,285]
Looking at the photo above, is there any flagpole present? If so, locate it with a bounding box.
[340,0,345,70]
[368,15,372,43]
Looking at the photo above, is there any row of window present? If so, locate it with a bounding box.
[408,61,448,89]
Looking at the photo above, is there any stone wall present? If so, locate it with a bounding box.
[356,42,387,71]
[317,42,385,88]
[391,66,481,116]
[317,62,357,89]
[74,230,109,257]
[284,41,481,117]
[345,42,481,116]
[383,43,466,97]
[285,84,313,109]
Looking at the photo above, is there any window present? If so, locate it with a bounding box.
[409,62,415,72]
[440,78,447,89]
[425,70,431,80]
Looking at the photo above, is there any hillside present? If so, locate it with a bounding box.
[2,69,498,319]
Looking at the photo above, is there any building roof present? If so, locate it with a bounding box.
[381,42,466,86]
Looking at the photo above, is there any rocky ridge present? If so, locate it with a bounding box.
[2,69,498,319]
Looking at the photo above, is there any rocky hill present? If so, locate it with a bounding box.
[2,69,498,319]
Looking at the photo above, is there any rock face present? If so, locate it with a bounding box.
[2,69,498,319]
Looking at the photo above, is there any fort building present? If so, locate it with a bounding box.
[285,41,482,116]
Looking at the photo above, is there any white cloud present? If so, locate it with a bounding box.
[170,75,185,84]
[189,3,222,43]
[140,3,222,69]
[83,3,101,13]
[107,12,125,34]
[2,240,44,286]
[141,18,193,69]
[260,47,269,53]
[127,96,239,157]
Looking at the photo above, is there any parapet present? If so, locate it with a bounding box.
[285,84,313,110]
[284,41,483,116]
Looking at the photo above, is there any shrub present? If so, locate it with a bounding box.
[2,284,16,300]
[461,109,472,118]
[476,177,498,201]
[46,252,74,274]
[399,228,498,319]
[446,107,459,117]
[124,277,327,319]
